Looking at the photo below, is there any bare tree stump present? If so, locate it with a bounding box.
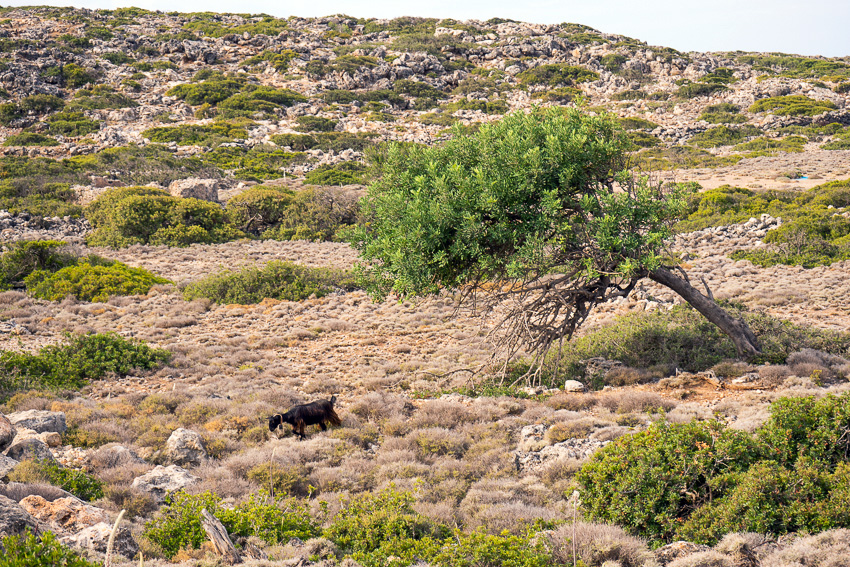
[200,508,241,565]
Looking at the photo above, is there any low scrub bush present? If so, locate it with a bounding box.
[25,260,169,302]
[633,146,742,170]
[85,186,243,247]
[441,98,509,114]
[676,82,728,99]
[242,49,296,72]
[517,63,598,87]
[737,54,850,80]
[67,85,136,111]
[7,459,103,501]
[271,131,378,152]
[0,240,77,290]
[579,392,850,545]
[142,119,253,146]
[199,144,303,180]
[3,133,59,147]
[689,125,762,148]
[0,332,170,395]
[45,111,100,136]
[0,532,99,567]
[749,95,837,116]
[321,88,405,107]
[305,161,367,185]
[618,117,658,131]
[538,302,850,387]
[143,490,318,559]
[181,261,355,304]
[698,102,746,124]
[733,135,806,155]
[294,115,338,132]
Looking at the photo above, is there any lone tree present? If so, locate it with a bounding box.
[349,108,760,382]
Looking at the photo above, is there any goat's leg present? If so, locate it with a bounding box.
[319,421,327,431]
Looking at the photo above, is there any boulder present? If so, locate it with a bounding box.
[62,521,139,559]
[0,494,39,537]
[131,464,199,503]
[563,380,587,392]
[166,427,207,466]
[5,437,54,462]
[19,495,109,532]
[168,178,221,202]
[0,413,15,452]
[8,410,67,434]
[0,454,18,478]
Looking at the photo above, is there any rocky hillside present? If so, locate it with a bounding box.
[0,7,850,567]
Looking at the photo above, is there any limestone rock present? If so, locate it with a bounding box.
[0,454,18,478]
[168,178,221,202]
[0,412,15,452]
[131,464,200,503]
[5,437,54,462]
[563,380,587,392]
[166,427,207,466]
[0,494,39,537]
[19,495,109,531]
[62,521,139,559]
[8,410,67,434]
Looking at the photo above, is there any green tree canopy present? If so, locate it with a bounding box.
[350,107,705,377]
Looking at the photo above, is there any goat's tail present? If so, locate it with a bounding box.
[327,408,342,427]
[329,395,337,406]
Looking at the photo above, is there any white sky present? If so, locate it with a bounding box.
[5,0,849,57]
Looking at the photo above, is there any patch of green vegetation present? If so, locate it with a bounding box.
[441,98,508,114]
[294,115,338,132]
[41,63,96,88]
[0,532,100,567]
[45,111,100,137]
[536,301,850,387]
[167,72,250,105]
[320,89,404,107]
[144,490,317,559]
[3,132,59,147]
[821,127,850,150]
[271,131,378,152]
[580,392,850,545]
[633,146,743,170]
[675,81,729,99]
[199,145,303,181]
[306,54,379,77]
[452,71,513,97]
[618,117,659,130]
[626,131,660,148]
[361,16,438,35]
[142,119,253,146]
[182,261,354,304]
[389,33,475,72]
[517,63,598,87]
[416,112,458,127]
[304,161,367,185]
[8,459,104,501]
[0,332,170,396]
[530,87,582,103]
[85,186,244,247]
[698,67,737,85]
[568,32,609,45]
[689,124,762,148]
[101,51,134,65]
[26,261,170,302]
[611,89,647,101]
[0,94,65,126]
[733,135,807,156]
[72,144,220,186]
[67,85,137,111]
[698,102,747,124]
[737,53,850,80]
[601,53,627,73]
[183,14,289,38]
[242,49,296,72]
[218,86,307,119]
[749,94,837,116]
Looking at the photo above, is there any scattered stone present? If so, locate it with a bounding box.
[166,427,208,466]
[8,410,67,435]
[19,495,109,531]
[131,464,200,503]
[563,380,587,392]
[655,541,713,565]
[168,178,222,202]
[5,437,55,462]
[0,413,15,452]
[62,521,139,559]
[0,495,39,537]
[0,454,18,478]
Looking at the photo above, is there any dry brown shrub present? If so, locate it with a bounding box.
[0,290,27,304]
[0,482,70,502]
[410,399,474,428]
[392,344,413,354]
[302,376,342,395]
[714,532,775,566]
[408,427,469,458]
[155,315,197,328]
[2,390,57,412]
[711,361,754,378]
[469,502,565,534]
[668,550,734,567]
[310,458,376,493]
[101,484,158,518]
[540,457,583,487]
[762,528,850,567]
[550,521,654,567]
[546,392,597,411]
[606,366,657,386]
[758,364,794,384]
[590,425,632,442]
[667,404,714,424]
[381,417,411,437]
[546,418,605,443]
[599,391,676,414]
[347,392,411,422]
[413,501,460,527]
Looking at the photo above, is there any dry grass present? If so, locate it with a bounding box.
[549,521,655,567]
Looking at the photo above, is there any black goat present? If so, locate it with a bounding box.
[268,396,341,439]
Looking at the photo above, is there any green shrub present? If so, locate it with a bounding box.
[0,240,78,289]
[633,146,743,170]
[393,79,448,100]
[41,63,95,88]
[601,53,627,72]
[689,125,762,148]
[734,135,807,155]
[101,51,134,65]
[698,103,746,124]
[25,261,170,302]
[441,98,508,114]
[626,131,660,148]
[143,490,318,559]
[142,120,252,146]
[305,161,367,185]
[260,186,360,242]
[67,86,136,111]
[167,73,247,105]
[611,90,646,101]
[737,54,850,80]
[242,49,296,72]
[294,115,338,132]
[0,94,65,125]
[517,64,598,87]
[217,86,307,118]
[226,186,295,233]
[182,261,354,304]
[184,15,289,38]
[85,187,243,247]
[45,111,100,136]
[540,302,850,387]
[530,87,582,103]
[698,67,737,85]
[3,132,59,147]
[8,459,104,501]
[0,532,100,567]
[749,95,837,116]
[321,89,404,107]
[271,131,378,152]
[618,117,658,130]
[198,144,303,181]
[676,82,729,99]
[0,332,170,395]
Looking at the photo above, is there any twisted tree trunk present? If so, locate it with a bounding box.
[649,267,761,359]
